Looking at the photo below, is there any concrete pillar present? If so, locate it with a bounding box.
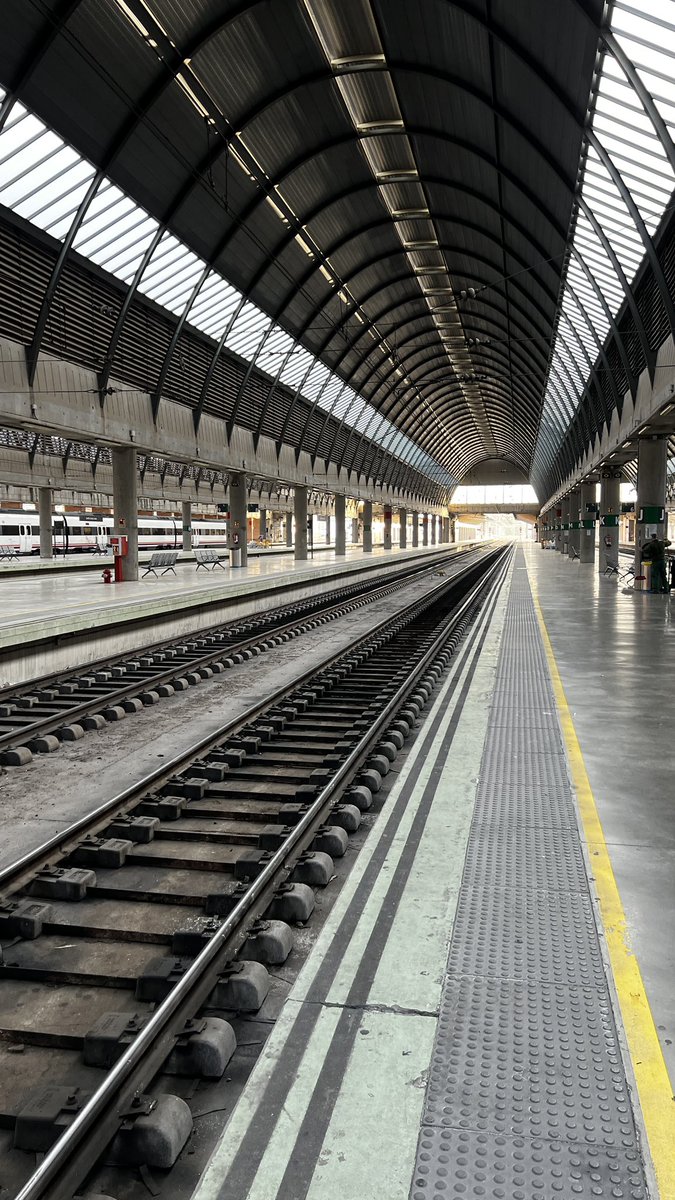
[412,512,419,547]
[351,517,359,544]
[430,514,436,545]
[112,447,138,581]
[599,472,621,572]
[363,500,373,552]
[294,486,308,560]
[259,507,268,540]
[383,506,392,550]
[568,489,581,558]
[181,500,192,553]
[334,494,346,555]
[579,481,596,564]
[38,487,53,559]
[285,513,293,547]
[442,516,450,544]
[449,515,456,543]
[229,472,248,566]
[322,514,329,545]
[422,513,429,546]
[635,435,668,583]
[398,507,407,549]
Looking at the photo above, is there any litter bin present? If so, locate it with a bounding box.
[230,547,242,568]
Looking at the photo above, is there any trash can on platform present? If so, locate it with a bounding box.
[230,547,242,568]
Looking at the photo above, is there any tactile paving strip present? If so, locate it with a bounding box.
[410,551,649,1199]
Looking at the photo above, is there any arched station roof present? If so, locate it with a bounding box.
[1,1,675,504]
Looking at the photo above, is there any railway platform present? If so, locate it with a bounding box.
[193,545,675,1200]
[0,543,453,686]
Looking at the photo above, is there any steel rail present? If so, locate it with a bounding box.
[0,550,463,758]
[0,545,492,895]
[11,543,511,1200]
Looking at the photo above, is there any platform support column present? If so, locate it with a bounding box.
[294,486,308,560]
[229,472,248,567]
[181,500,192,552]
[363,500,373,552]
[351,517,359,544]
[38,487,53,559]
[449,515,456,543]
[412,512,419,547]
[560,495,570,555]
[599,472,621,573]
[430,514,436,545]
[334,494,346,555]
[422,513,429,546]
[442,516,450,543]
[568,488,581,559]
[259,507,268,540]
[112,447,138,581]
[383,505,392,550]
[285,513,293,547]
[634,435,668,584]
[579,481,596,564]
[398,507,407,548]
[325,513,331,544]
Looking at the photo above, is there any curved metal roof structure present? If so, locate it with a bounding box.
[1,1,675,505]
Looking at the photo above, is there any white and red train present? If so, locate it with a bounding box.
[0,511,230,555]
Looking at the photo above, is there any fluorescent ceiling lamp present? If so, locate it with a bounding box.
[414,265,447,274]
[330,54,386,70]
[356,120,404,133]
[392,208,430,218]
[404,240,438,249]
[376,170,418,182]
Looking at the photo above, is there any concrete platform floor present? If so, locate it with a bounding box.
[527,544,675,1090]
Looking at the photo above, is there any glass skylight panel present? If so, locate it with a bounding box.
[279,345,315,389]
[225,302,271,359]
[253,326,295,377]
[301,361,331,401]
[0,92,451,490]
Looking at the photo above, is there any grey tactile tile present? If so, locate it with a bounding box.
[463,823,589,892]
[410,1129,648,1200]
[423,978,634,1145]
[409,549,648,1198]
[447,888,607,988]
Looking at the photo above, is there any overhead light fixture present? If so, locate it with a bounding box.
[422,287,454,295]
[330,54,386,71]
[661,403,674,415]
[295,234,315,257]
[404,240,438,249]
[176,73,212,121]
[376,169,419,183]
[356,119,404,133]
[637,425,650,434]
[392,208,430,219]
[319,264,334,283]
[414,265,447,275]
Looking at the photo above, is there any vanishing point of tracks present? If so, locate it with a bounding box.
[0,544,511,1200]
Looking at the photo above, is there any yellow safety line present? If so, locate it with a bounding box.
[529,573,675,1200]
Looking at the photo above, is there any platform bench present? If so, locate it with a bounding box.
[0,547,19,561]
[142,550,179,577]
[194,547,227,571]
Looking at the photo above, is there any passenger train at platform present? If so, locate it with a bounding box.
[0,510,229,555]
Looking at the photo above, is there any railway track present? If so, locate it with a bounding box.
[0,543,510,1200]
[0,549,472,767]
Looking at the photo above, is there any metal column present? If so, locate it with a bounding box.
[294,486,308,561]
[383,506,392,550]
[363,500,373,553]
[422,513,429,546]
[430,514,436,545]
[579,481,596,564]
[181,500,192,553]
[412,512,419,547]
[399,507,408,549]
[599,471,621,573]
[334,494,346,555]
[229,472,248,567]
[634,435,668,584]
[112,447,138,582]
[38,487,53,559]
[568,489,581,559]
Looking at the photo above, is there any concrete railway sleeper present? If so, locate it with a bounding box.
[0,545,512,1200]
[0,548,481,767]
